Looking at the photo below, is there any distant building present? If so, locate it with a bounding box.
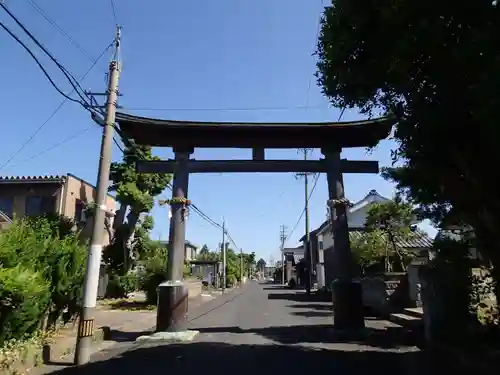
[0,174,116,245]
[159,240,199,261]
[300,189,433,290]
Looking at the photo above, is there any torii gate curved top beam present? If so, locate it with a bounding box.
[114,112,395,149]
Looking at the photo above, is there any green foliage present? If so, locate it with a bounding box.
[256,258,266,270]
[44,234,87,325]
[107,145,171,275]
[138,246,168,305]
[316,0,500,299]
[0,216,87,345]
[0,267,50,344]
[196,244,219,261]
[420,239,473,343]
[365,199,415,271]
[105,272,138,299]
[351,199,416,273]
[110,145,171,211]
[350,230,387,273]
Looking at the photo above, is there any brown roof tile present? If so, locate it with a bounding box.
[349,230,433,249]
[0,175,65,182]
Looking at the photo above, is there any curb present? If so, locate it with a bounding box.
[0,326,109,375]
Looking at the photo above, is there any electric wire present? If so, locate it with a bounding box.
[0,3,97,111]
[0,20,88,108]
[2,127,94,172]
[284,173,320,243]
[0,41,114,171]
[283,105,346,245]
[160,183,241,247]
[26,0,94,61]
[110,0,119,26]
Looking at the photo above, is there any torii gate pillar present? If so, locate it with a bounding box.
[156,147,192,332]
[322,147,365,335]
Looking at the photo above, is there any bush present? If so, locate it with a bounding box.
[0,267,51,344]
[226,274,237,288]
[138,247,168,305]
[0,216,87,344]
[105,272,138,299]
[43,234,87,327]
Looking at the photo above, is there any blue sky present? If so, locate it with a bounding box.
[0,0,436,262]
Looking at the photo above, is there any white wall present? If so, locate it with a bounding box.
[317,193,390,260]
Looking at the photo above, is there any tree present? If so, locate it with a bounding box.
[199,244,210,256]
[105,145,171,274]
[196,245,219,262]
[316,1,500,296]
[365,198,415,272]
[256,258,266,272]
[350,230,387,274]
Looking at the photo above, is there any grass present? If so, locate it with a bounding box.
[100,298,156,311]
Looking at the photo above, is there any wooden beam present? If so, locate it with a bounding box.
[136,159,379,174]
[252,148,265,160]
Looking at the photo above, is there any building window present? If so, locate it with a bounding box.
[25,196,56,217]
[74,199,85,223]
[318,241,323,250]
[0,197,14,219]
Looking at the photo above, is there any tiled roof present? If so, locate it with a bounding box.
[349,229,433,249]
[0,210,13,224]
[0,175,66,182]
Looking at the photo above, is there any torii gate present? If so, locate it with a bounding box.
[115,112,394,337]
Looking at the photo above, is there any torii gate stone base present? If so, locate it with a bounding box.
[115,113,394,339]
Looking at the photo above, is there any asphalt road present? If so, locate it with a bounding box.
[40,281,450,375]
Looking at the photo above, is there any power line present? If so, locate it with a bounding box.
[0,20,89,108]
[285,172,321,244]
[1,3,94,108]
[2,127,94,172]
[0,41,114,171]
[26,0,94,61]
[283,108,345,244]
[160,183,241,247]
[110,0,119,26]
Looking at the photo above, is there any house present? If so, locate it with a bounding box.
[283,245,304,265]
[300,189,433,290]
[159,240,199,261]
[0,174,116,245]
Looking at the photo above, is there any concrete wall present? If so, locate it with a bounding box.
[0,181,62,220]
[0,174,117,246]
[62,174,116,246]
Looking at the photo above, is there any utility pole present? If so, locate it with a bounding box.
[295,149,314,294]
[74,26,121,366]
[280,225,287,284]
[221,218,226,294]
[240,248,244,285]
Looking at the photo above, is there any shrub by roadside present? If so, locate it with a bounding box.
[0,215,87,347]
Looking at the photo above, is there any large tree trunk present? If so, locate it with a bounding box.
[120,210,140,273]
[113,205,127,232]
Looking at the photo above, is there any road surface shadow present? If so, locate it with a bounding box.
[108,329,154,342]
[286,303,381,320]
[39,341,470,375]
[267,292,330,302]
[192,324,422,349]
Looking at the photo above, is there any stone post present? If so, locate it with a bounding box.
[322,148,365,334]
[156,148,192,332]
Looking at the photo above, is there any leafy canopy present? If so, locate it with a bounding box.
[316,0,500,266]
[110,145,171,214]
